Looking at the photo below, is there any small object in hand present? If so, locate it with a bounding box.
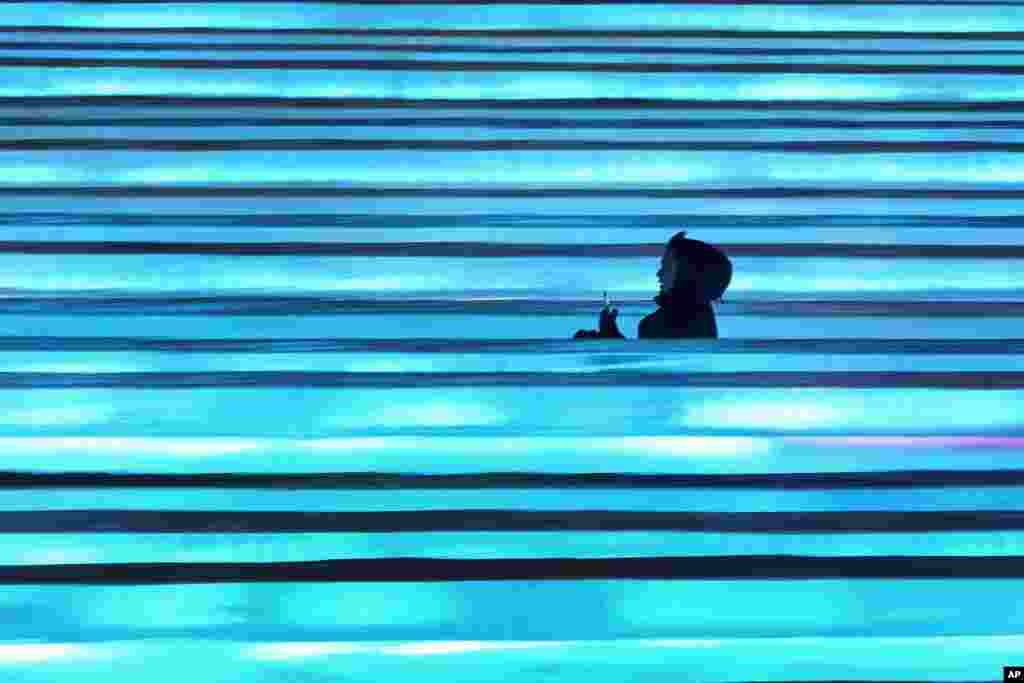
[575,291,616,339]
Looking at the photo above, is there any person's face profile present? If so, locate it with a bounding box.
[657,247,679,294]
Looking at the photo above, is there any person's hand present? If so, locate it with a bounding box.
[599,306,619,336]
[573,303,621,340]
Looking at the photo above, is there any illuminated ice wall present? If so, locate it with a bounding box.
[1,2,1023,681]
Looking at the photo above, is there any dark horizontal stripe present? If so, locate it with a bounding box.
[1,298,1020,317]
[8,96,1024,112]
[3,186,1024,199]
[9,139,1024,152]
[0,371,1018,388]
[10,510,1024,533]
[0,336,1018,353]
[3,213,1023,228]
[4,241,1022,258]
[11,116,1024,129]
[10,56,1024,73]
[2,470,1024,490]
[6,42,1024,57]
[3,555,1024,584]
[7,27,1024,41]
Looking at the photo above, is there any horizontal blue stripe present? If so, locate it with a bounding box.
[0,636,1011,683]
[8,138,1024,150]
[9,3,1024,34]
[4,530,1024,565]
[2,299,1022,315]
[0,435,1017,475]
[24,0,1023,5]
[1,193,1022,219]
[0,242,1018,258]
[1,348,1020,374]
[5,186,1024,198]
[0,313,1018,340]
[9,226,1023,246]
[0,254,1017,298]
[0,337,1018,353]
[7,485,1024,512]
[2,579,1023,640]
[9,151,1024,188]
[8,95,1024,111]
[9,117,1024,127]
[1,216,1022,246]
[5,212,1021,226]
[6,125,1024,145]
[0,386,1016,435]
[11,66,1024,100]
[9,30,1024,54]
[10,43,1024,60]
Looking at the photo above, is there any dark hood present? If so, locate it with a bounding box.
[654,239,732,307]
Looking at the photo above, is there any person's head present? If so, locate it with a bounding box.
[657,231,733,304]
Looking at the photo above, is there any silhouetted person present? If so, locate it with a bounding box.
[574,232,732,339]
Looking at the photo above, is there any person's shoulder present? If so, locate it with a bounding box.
[638,308,664,338]
[640,304,719,339]
[639,309,661,326]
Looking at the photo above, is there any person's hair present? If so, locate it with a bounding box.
[665,231,689,263]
